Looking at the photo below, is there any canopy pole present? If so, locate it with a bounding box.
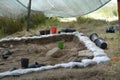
[118,0,120,33]
[27,0,32,31]
[117,0,120,51]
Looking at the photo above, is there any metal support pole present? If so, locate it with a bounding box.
[27,0,32,31]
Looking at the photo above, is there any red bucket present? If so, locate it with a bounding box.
[51,27,57,34]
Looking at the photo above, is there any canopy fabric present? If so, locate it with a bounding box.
[0,0,110,18]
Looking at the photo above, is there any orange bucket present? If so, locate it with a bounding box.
[51,27,57,34]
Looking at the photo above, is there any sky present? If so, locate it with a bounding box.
[111,0,117,3]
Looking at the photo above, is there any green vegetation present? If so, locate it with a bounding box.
[77,16,105,25]
[30,13,46,28]
[0,17,24,37]
[0,13,59,38]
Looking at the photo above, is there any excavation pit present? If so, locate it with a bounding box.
[0,34,90,72]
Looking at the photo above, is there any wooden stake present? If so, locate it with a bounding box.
[118,0,120,33]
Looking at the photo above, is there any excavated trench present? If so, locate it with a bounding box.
[0,35,89,72]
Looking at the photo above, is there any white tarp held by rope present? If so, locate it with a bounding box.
[0,0,110,18]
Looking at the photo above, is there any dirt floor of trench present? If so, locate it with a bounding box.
[0,35,87,73]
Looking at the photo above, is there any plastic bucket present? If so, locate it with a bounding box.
[90,33,98,42]
[51,27,57,34]
[39,30,45,35]
[45,29,50,35]
[94,38,107,49]
[106,27,115,33]
[21,58,29,68]
[57,41,64,49]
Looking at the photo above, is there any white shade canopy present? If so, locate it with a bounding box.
[0,0,110,18]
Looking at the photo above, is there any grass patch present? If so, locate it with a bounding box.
[0,13,60,38]
[0,17,23,36]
